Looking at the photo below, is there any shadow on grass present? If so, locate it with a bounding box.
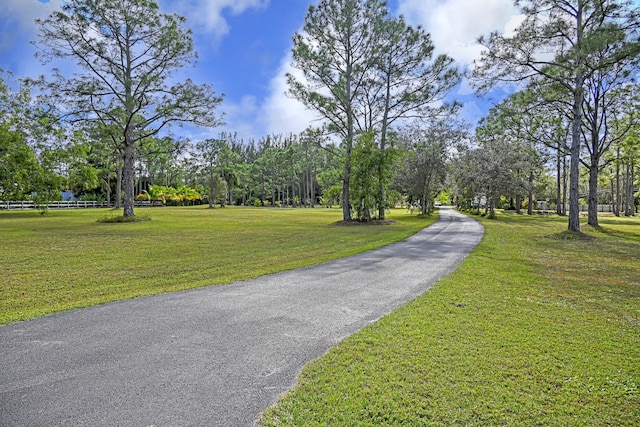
[545,230,597,241]
[332,219,397,226]
[586,225,640,243]
[0,211,50,219]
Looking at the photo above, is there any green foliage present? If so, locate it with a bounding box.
[0,125,40,199]
[320,185,342,208]
[0,73,64,202]
[68,164,99,193]
[139,184,203,206]
[206,174,228,207]
[260,213,640,426]
[316,168,341,191]
[79,193,106,202]
[290,0,459,221]
[350,132,401,221]
[350,132,380,221]
[474,0,640,232]
[35,0,223,217]
[434,190,450,205]
[385,189,403,208]
[0,130,64,205]
[396,121,465,214]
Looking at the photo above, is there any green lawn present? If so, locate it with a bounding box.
[0,206,434,325]
[259,212,640,426]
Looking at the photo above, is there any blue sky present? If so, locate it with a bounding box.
[1,0,526,142]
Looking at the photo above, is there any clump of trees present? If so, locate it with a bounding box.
[288,0,460,221]
[34,0,223,218]
[136,185,205,206]
[0,71,65,206]
[2,0,639,222]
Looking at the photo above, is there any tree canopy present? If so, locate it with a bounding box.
[34,0,224,217]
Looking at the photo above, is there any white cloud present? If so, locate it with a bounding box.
[0,0,62,77]
[395,0,526,126]
[0,0,60,28]
[218,95,260,140]
[163,0,268,40]
[258,51,322,136]
[397,0,522,66]
[457,77,475,97]
[459,100,484,125]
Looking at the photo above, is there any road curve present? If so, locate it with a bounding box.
[0,207,483,426]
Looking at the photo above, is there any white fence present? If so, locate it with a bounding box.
[0,200,164,210]
[0,200,110,210]
[548,204,629,213]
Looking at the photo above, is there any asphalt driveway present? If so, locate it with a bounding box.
[0,207,483,426]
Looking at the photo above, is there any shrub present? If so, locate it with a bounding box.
[97,214,151,223]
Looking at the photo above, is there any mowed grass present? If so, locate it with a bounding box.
[259,212,640,426]
[0,206,435,325]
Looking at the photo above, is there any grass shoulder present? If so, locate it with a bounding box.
[259,211,640,426]
[0,206,436,325]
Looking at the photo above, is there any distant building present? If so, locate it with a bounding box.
[61,191,77,201]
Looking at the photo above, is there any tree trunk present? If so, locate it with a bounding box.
[342,55,353,222]
[562,153,568,216]
[515,194,522,214]
[122,141,135,217]
[626,162,634,216]
[377,166,386,219]
[556,147,563,215]
[310,166,315,206]
[342,158,352,220]
[116,162,123,209]
[610,179,616,216]
[208,166,214,208]
[106,170,112,207]
[377,61,393,221]
[633,163,637,216]
[568,80,584,232]
[587,161,599,227]
[615,147,621,216]
[271,181,275,206]
[421,181,430,216]
[528,171,534,215]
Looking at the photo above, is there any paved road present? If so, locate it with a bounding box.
[0,207,483,426]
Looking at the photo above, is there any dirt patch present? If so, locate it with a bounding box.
[332,219,396,226]
[545,230,596,241]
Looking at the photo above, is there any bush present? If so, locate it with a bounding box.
[97,214,151,223]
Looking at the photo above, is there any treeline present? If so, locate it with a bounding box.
[471,0,640,230]
[55,128,465,214]
[0,64,464,215]
[2,0,640,227]
[452,83,640,223]
[1,67,639,221]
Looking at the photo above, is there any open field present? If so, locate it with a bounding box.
[0,206,435,325]
[259,212,640,426]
